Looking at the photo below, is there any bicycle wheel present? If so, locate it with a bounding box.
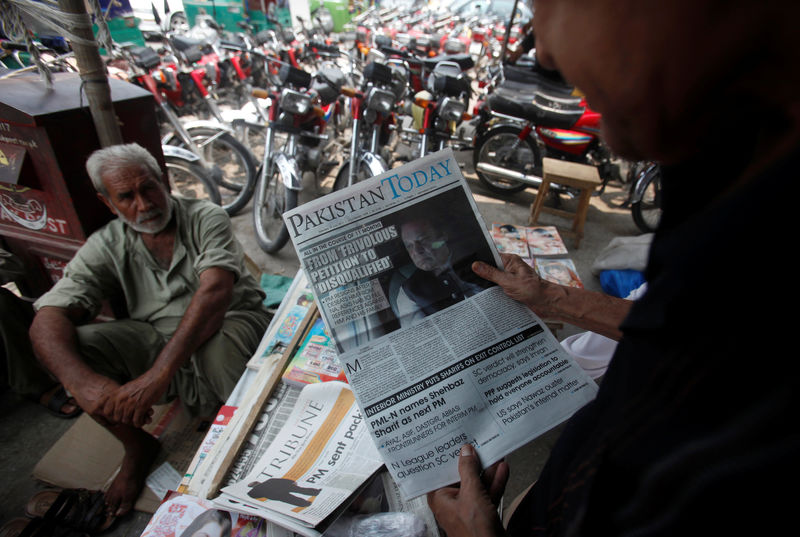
[253,164,298,253]
[169,127,257,216]
[165,155,221,205]
[473,124,542,194]
[631,165,663,233]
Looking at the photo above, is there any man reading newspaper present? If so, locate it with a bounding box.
[283,149,599,501]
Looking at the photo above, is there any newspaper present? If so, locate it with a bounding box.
[283,148,599,499]
[215,381,384,534]
[182,378,303,498]
[220,383,303,489]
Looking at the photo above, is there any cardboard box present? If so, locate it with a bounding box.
[33,401,209,513]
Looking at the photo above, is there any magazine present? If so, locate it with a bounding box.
[247,272,316,371]
[490,223,530,257]
[282,317,348,387]
[525,225,568,256]
[282,148,598,499]
[533,258,584,288]
[140,491,293,537]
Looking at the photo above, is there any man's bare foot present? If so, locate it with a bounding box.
[105,427,160,517]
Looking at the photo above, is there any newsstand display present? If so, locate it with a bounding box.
[0,71,164,298]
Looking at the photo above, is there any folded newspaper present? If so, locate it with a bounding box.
[283,148,599,500]
[215,381,383,535]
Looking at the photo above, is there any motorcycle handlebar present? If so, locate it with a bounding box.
[340,86,358,98]
[252,88,269,99]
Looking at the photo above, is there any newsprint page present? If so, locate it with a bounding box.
[215,381,383,534]
[284,148,599,499]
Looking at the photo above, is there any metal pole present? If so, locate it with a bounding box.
[500,0,521,63]
[57,0,123,147]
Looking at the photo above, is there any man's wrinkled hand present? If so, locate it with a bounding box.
[69,376,120,427]
[102,374,163,428]
[473,254,561,319]
[427,444,509,537]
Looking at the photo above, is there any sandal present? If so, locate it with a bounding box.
[0,518,31,537]
[39,385,82,419]
[25,489,115,535]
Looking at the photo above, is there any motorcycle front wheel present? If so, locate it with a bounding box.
[473,124,542,194]
[164,155,221,205]
[631,165,663,233]
[253,164,298,253]
[331,158,375,192]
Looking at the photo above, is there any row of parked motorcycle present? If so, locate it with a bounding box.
[0,0,662,254]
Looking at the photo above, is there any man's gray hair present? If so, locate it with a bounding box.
[85,143,162,196]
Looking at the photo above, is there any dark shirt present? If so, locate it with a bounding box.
[401,264,485,316]
[506,135,800,535]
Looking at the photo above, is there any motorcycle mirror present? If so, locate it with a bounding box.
[151,2,162,25]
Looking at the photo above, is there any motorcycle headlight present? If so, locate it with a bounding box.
[438,97,466,123]
[365,87,395,115]
[279,88,312,115]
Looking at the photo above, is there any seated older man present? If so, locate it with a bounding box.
[29,143,270,517]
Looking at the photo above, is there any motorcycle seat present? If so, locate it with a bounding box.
[378,44,412,59]
[487,91,585,129]
[171,35,206,52]
[220,37,246,50]
[254,29,275,46]
[421,53,474,71]
[182,46,204,64]
[313,65,346,104]
[309,41,340,55]
[502,63,573,91]
[494,79,583,102]
[496,77,577,99]
[129,46,161,70]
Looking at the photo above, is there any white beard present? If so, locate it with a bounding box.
[118,199,174,234]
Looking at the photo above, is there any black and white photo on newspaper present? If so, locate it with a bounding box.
[284,149,599,499]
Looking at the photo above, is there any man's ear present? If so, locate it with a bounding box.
[97,192,117,215]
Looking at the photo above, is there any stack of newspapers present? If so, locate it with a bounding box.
[215,381,383,536]
[214,149,599,536]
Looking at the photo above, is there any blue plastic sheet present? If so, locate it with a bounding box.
[599,269,646,299]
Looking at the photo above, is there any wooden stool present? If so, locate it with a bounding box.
[528,158,602,248]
